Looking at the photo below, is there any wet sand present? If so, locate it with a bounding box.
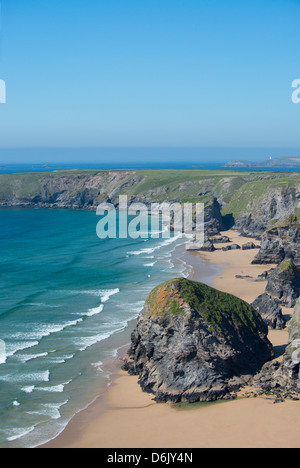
[42,230,299,449]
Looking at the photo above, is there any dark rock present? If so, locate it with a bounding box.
[252,215,300,266]
[265,259,300,308]
[222,244,241,251]
[198,237,216,252]
[252,293,286,330]
[123,278,274,403]
[204,199,225,236]
[210,235,231,244]
[254,299,300,398]
[235,186,300,237]
[258,270,270,281]
[242,242,260,250]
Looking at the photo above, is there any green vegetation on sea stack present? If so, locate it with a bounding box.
[146,278,261,334]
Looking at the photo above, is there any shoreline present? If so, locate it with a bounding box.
[39,241,213,449]
[41,229,299,449]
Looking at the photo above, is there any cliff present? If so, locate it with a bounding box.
[252,215,300,266]
[254,299,300,399]
[122,278,274,403]
[0,169,299,239]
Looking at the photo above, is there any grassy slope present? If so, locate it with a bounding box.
[145,278,262,334]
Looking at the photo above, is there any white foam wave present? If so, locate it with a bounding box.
[85,304,104,317]
[16,352,49,363]
[27,400,68,420]
[21,386,35,394]
[36,384,64,393]
[73,288,120,303]
[6,341,39,358]
[127,234,182,257]
[6,426,35,442]
[99,288,120,303]
[9,319,83,346]
[0,370,50,384]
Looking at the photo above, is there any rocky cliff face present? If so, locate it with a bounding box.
[251,259,300,329]
[234,186,300,237]
[254,299,300,399]
[265,260,300,308]
[122,278,274,403]
[252,216,300,266]
[251,294,285,330]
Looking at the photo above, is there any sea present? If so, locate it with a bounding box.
[0,206,198,448]
[0,160,299,448]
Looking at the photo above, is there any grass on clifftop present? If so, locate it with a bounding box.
[146,278,261,335]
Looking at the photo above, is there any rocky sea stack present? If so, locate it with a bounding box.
[122,278,274,403]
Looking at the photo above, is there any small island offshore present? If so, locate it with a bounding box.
[1,168,299,448]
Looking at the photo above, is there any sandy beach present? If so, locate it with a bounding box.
[42,230,299,449]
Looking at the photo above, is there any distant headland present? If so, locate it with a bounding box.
[223,156,300,168]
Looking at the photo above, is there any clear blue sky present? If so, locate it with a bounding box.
[0,0,300,159]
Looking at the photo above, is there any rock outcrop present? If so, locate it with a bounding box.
[251,259,300,329]
[234,186,300,237]
[252,293,286,330]
[253,299,300,399]
[204,199,225,236]
[252,215,300,266]
[242,242,260,250]
[221,244,240,251]
[122,278,274,403]
[265,259,300,308]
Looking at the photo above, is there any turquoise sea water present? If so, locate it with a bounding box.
[0,208,192,447]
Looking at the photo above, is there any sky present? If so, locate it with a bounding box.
[0,0,300,162]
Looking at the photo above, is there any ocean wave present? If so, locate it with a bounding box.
[0,370,50,384]
[6,426,35,442]
[85,304,104,317]
[5,341,39,358]
[76,332,112,352]
[27,400,68,421]
[26,303,62,309]
[21,386,35,394]
[9,318,83,345]
[45,354,74,364]
[127,234,183,257]
[15,352,49,363]
[69,288,120,303]
[35,384,65,393]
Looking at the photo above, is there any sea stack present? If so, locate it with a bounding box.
[122,278,274,403]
